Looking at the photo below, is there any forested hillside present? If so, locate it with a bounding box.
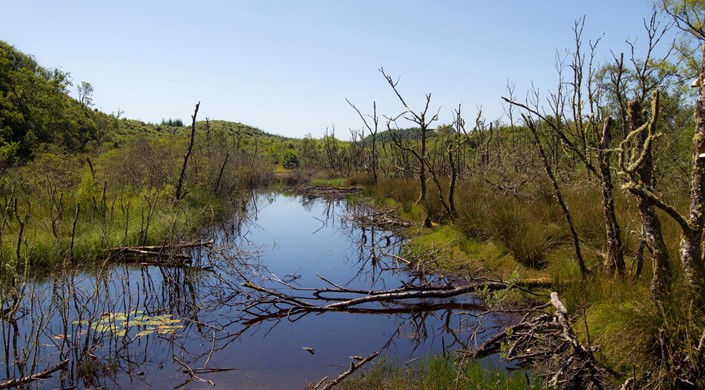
[0,40,285,269]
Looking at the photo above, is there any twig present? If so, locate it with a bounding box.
[315,351,380,390]
[174,357,215,388]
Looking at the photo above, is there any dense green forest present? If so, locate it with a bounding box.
[4,1,705,388]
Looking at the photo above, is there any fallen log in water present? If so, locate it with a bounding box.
[0,359,68,389]
[351,207,412,229]
[466,292,613,390]
[241,274,551,316]
[111,239,214,265]
[293,185,362,200]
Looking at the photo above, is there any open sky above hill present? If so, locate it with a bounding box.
[2,0,665,138]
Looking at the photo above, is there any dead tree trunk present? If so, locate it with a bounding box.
[598,117,626,277]
[347,99,380,184]
[679,48,705,309]
[524,115,589,280]
[620,95,673,312]
[503,96,625,277]
[175,102,200,202]
[380,68,438,227]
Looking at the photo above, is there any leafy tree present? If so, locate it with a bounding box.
[77,81,93,107]
[0,40,101,158]
[280,148,299,169]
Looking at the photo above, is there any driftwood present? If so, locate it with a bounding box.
[467,292,612,390]
[294,185,361,200]
[312,351,380,390]
[243,276,550,311]
[351,207,412,229]
[0,359,68,389]
[240,274,551,327]
[112,239,214,265]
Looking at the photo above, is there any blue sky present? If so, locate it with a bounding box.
[1,1,665,138]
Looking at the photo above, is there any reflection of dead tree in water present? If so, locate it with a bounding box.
[0,359,68,389]
[241,273,549,319]
[242,275,615,389]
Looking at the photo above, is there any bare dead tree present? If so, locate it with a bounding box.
[504,18,628,277]
[213,130,230,194]
[444,106,474,217]
[175,102,200,202]
[523,114,589,280]
[597,117,626,277]
[347,99,380,184]
[322,125,339,173]
[380,68,440,227]
[627,11,675,103]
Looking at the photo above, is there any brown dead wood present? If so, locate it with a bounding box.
[111,239,214,265]
[242,275,551,317]
[293,185,362,200]
[312,351,380,390]
[466,292,613,390]
[0,359,68,389]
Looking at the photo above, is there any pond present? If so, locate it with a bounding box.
[0,192,505,389]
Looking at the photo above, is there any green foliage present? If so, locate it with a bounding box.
[339,355,541,389]
[0,140,18,170]
[0,40,103,158]
[280,148,299,169]
[160,118,184,127]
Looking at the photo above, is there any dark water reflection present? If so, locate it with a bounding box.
[0,192,505,389]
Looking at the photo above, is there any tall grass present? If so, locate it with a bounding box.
[455,180,566,268]
[339,355,541,390]
[0,138,271,269]
[0,185,234,269]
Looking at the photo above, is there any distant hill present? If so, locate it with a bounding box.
[0,40,107,160]
[361,126,465,144]
[0,40,286,163]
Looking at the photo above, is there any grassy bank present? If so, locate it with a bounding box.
[329,172,693,388]
[338,355,541,390]
[0,135,273,271]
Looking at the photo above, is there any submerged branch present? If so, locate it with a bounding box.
[111,239,215,265]
[0,359,68,389]
[241,276,551,322]
[313,351,380,390]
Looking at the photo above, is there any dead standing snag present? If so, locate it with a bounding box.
[175,101,200,202]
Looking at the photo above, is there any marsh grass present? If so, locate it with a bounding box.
[363,174,705,384]
[455,180,567,268]
[371,179,419,210]
[0,185,235,269]
[338,355,541,390]
[311,177,347,187]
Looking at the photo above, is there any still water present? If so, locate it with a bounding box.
[0,192,502,389]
